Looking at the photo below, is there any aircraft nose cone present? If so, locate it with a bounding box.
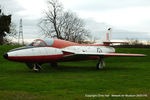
[3,53,8,59]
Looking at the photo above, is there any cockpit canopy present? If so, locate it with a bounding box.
[28,39,54,47]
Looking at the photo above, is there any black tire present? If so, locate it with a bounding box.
[96,60,105,70]
[25,63,42,72]
[34,64,42,72]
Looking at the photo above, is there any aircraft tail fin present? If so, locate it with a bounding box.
[103,28,124,45]
[106,28,112,41]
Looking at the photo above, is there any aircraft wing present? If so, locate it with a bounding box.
[62,50,146,57]
[75,52,146,57]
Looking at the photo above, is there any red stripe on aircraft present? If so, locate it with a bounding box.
[51,39,108,48]
[8,55,64,63]
[8,54,100,63]
[104,53,146,56]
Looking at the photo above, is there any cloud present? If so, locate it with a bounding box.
[0,0,25,14]
[62,0,150,34]
[63,0,150,12]
[1,0,43,40]
[1,0,150,41]
[85,19,150,41]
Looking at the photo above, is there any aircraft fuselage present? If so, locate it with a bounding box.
[4,44,115,63]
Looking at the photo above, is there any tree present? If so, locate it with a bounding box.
[4,22,18,44]
[39,0,89,43]
[0,8,11,45]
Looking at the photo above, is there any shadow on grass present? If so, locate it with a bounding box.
[104,66,139,71]
[2,62,139,74]
[39,64,139,73]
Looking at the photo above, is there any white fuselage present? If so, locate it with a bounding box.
[8,46,115,57]
[6,45,115,63]
[63,46,115,53]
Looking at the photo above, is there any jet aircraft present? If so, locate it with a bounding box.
[3,28,146,72]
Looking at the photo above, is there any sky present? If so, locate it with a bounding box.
[1,0,150,42]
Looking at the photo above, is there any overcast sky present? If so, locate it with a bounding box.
[1,0,150,42]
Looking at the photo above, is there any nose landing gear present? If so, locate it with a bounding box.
[25,63,42,72]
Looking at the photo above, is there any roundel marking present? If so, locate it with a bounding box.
[97,48,102,53]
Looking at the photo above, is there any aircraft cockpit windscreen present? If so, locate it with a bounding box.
[28,40,46,47]
[39,41,46,46]
[27,39,54,47]
[32,40,41,46]
[44,39,54,46]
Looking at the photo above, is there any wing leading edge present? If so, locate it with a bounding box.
[75,52,146,57]
[62,50,146,57]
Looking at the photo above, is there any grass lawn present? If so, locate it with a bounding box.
[0,45,150,100]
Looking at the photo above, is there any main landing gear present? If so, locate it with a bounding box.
[96,56,105,70]
[25,58,104,72]
[25,63,42,72]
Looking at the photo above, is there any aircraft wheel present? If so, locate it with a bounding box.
[33,64,42,72]
[97,59,105,70]
[25,63,42,72]
[50,62,58,67]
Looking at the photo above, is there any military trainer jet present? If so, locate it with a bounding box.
[3,28,146,72]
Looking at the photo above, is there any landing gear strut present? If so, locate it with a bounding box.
[25,63,42,72]
[33,64,42,72]
[97,56,105,70]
